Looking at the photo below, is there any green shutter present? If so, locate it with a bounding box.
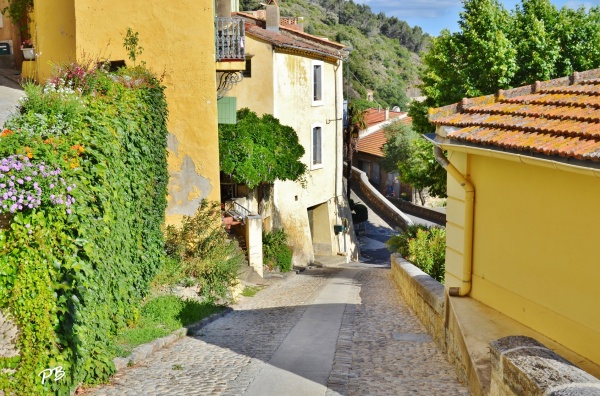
[218,97,237,124]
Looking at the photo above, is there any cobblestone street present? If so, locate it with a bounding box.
[90,265,469,395]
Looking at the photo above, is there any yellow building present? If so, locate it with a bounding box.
[27,0,238,223]
[224,7,359,265]
[429,69,600,367]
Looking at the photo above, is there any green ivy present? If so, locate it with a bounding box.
[0,62,169,395]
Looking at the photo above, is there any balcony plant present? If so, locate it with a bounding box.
[20,39,35,59]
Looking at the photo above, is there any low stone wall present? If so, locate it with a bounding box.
[490,336,600,396]
[391,254,600,396]
[350,167,412,230]
[390,254,445,348]
[387,197,446,226]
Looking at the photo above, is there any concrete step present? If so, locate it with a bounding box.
[313,254,348,267]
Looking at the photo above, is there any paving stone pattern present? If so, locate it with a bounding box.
[90,267,469,395]
[326,269,469,396]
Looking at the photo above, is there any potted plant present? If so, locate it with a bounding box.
[21,39,34,60]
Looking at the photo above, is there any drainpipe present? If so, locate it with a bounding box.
[433,146,475,297]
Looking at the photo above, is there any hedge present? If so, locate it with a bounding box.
[0,62,169,395]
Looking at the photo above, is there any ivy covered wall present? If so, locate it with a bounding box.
[0,62,169,395]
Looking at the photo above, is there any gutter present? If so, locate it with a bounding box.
[428,137,475,297]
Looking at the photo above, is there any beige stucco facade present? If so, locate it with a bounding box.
[30,0,221,223]
[442,144,600,367]
[227,33,358,265]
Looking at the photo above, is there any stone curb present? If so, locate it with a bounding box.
[113,307,234,371]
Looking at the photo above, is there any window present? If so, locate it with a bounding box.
[312,125,323,169]
[217,97,237,124]
[242,58,252,78]
[312,61,323,106]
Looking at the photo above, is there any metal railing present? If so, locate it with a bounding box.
[215,17,245,61]
[224,200,251,224]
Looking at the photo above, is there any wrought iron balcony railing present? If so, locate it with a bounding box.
[215,17,245,62]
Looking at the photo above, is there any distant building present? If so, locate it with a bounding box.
[354,108,412,197]
[224,5,359,265]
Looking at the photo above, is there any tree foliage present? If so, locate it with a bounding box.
[381,120,446,198]
[219,108,307,189]
[413,0,600,134]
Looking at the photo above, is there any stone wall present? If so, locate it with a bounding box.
[387,197,446,225]
[390,254,600,396]
[350,167,412,230]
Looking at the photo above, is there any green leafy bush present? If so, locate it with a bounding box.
[387,225,446,282]
[263,229,293,272]
[0,60,169,395]
[219,109,306,189]
[164,200,245,302]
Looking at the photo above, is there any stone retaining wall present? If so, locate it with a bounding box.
[387,196,446,225]
[350,167,412,230]
[390,254,600,396]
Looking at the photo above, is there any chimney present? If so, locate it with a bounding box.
[216,0,231,17]
[266,5,280,32]
[385,108,389,121]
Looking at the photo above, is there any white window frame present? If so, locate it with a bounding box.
[311,60,324,106]
[311,123,323,170]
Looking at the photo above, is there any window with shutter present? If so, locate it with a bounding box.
[312,61,324,106]
[217,97,237,124]
[312,125,323,169]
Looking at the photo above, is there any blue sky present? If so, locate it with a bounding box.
[353,0,600,36]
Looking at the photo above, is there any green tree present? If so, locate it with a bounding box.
[219,108,307,189]
[380,119,417,171]
[458,0,517,96]
[398,138,447,201]
[511,0,560,84]
[555,6,600,76]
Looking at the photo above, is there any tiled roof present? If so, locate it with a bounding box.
[429,69,600,162]
[238,12,346,60]
[357,116,412,157]
[364,108,406,129]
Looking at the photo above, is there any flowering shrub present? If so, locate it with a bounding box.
[0,154,75,214]
[0,61,169,395]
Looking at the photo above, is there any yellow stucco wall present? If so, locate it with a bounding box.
[227,35,273,117]
[446,149,600,365]
[32,0,221,223]
[0,0,19,50]
[32,0,76,81]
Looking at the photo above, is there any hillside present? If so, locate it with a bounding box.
[240,0,428,111]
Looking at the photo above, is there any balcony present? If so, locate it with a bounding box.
[215,16,246,71]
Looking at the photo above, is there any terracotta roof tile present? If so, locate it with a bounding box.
[357,129,387,157]
[430,68,600,162]
[357,114,412,157]
[364,108,406,128]
[239,14,345,60]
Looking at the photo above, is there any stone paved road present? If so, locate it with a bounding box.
[89,266,469,396]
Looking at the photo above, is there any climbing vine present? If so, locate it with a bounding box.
[0,59,169,394]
